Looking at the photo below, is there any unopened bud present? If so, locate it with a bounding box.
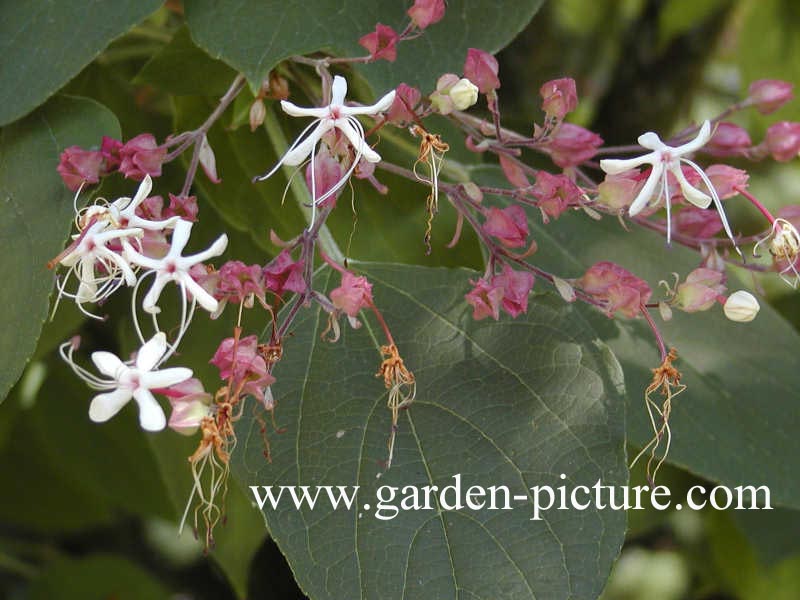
[723,290,760,322]
[198,134,221,183]
[266,72,289,100]
[249,99,266,131]
[747,79,794,114]
[450,78,479,111]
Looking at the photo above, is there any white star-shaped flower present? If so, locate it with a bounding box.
[56,220,143,313]
[600,121,738,251]
[125,219,227,314]
[107,174,182,231]
[254,75,395,216]
[62,333,192,431]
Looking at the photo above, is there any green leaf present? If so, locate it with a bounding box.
[26,357,177,521]
[0,95,120,403]
[184,0,544,93]
[732,507,800,566]
[28,555,170,600]
[0,413,114,533]
[470,165,800,509]
[233,263,627,600]
[0,1,163,126]
[136,26,237,96]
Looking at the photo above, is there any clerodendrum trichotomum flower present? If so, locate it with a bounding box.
[125,218,228,315]
[600,121,739,252]
[61,333,192,431]
[253,75,395,223]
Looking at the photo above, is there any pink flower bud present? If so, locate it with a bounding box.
[215,261,266,305]
[359,24,400,62]
[465,278,503,321]
[305,146,344,205]
[705,164,748,199]
[482,205,529,248]
[748,79,794,114]
[578,261,651,319]
[165,193,199,222]
[330,272,374,317]
[546,123,603,168]
[673,268,726,313]
[263,250,306,297]
[407,0,446,29]
[498,154,530,188]
[531,170,582,222]
[136,195,164,221]
[539,78,578,121]
[100,136,123,171]
[597,170,646,212]
[210,335,275,398]
[157,378,212,436]
[673,206,723,239]
[493,264,534,318]
[57,146,104,191]
[705,122,751,156]
[385,83,422,125]
[464,48,500,94]
[118,133,166,180]
[765,121,800,162]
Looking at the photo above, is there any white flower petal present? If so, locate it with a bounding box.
[91,351,126,378]
[136,332,167,371]
[343,90,397,116]
[671,164,712,208]
[89,388,133,423]
[280,100,328,119]
[133,388,167,431]
[182,275,219,313]
[169,219,193,256]
[129,175,153,212]
[337,119,381,163]
[182,233,228,265]
[628,162,664,216]
[142,272,171,314]
[674,120,711,154]
[282,121,333,166]
[142,366,193,389]
[600,153,655,175]
[331,75,348,106]
[637,131,665,150]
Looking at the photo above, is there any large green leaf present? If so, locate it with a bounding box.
[233,263,627,600]
[470,165,800,508]
[135,26,238,97]
[184,0,544,93]
[0,1,163,126]
[0,95,120,402]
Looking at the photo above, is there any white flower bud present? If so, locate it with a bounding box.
[450,78,479,110]
[723,290,760,323]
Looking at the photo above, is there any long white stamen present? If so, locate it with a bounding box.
[682,158,742,257]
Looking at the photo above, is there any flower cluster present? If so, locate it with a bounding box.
[52,175,227,433]
[58,134,168,191]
